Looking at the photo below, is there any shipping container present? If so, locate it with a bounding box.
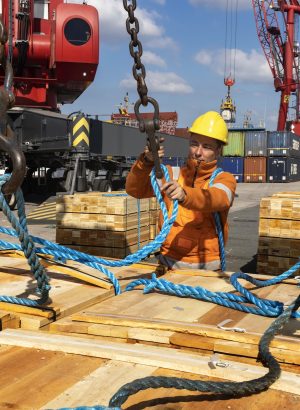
[244,157,267,182]
[217,156,244,182]
[222,131,245,157]
[267,131,300,157]
[244,131,267,156]
[267,157,300,182]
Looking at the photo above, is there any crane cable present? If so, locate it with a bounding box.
[224,0,238,85]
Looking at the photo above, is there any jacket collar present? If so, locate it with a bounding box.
[186,158,218,180]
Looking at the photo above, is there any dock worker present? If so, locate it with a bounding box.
[125,111,237,271]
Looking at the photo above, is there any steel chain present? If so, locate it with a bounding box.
[0,11,26,194]
[123,0,163,178]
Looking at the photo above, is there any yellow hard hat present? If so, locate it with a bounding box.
[188,111,228,144]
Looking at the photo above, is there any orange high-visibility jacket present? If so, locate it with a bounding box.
[125,154,237,264]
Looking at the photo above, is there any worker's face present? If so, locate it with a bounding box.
[189,134,221,163]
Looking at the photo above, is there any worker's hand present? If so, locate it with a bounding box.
[161,180,186,203]
[144,137,164,163]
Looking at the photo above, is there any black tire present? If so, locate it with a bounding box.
[99,179,112,192]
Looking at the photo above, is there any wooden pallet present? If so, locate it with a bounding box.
[0,330,299,409]
[0,253,157,330]
[49,271,300,366]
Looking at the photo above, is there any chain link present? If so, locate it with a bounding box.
[0,12,26,194]
[123,0,162,178]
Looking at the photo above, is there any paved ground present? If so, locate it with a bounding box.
[1,182,300,272]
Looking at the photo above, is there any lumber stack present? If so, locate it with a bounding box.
[257,191,300,275]
[56,192,153,258]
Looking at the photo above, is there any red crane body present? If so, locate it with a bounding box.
[0,0,99,110]
[252,0,300,133]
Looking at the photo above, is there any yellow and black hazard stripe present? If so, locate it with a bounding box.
[72,114,90,148]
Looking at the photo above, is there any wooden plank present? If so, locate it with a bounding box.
[56,211,150,230]
[56,225,149,247]
[0,255,155,329]
[0,345,105,409]
[0,311,19,330]
[56,192,150,215]
[71,312,300,352]
[43,361,156,410]
[259,218,300,239]
[1,329,299,396]
[259,197,300,220]
[258,236,300,258]
[257,254,300,276]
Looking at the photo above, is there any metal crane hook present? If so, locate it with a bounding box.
[0,19,26,195]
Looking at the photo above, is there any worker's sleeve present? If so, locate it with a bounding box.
[125,154,156,198]
[181,172,237,212]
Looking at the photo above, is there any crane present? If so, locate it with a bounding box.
[0,0,99,110]
[252,0,300,133]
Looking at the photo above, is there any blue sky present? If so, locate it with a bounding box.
[66,0,279,130]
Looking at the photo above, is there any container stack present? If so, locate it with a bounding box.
[218,129,300,182]
[257,192,300,275]
[244,130,267,182]
[267,131,300,182]
[56,192,150,259]
[218,130,245,182]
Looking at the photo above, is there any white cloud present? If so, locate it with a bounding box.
[188,0,251,11]
[72,0,174,47]
[143,51,167,67]
[120,70,193,94]
[194,48,272,84]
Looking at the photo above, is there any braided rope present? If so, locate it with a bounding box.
[0,174,50,305]
[209,168,226,271]
[0,165,178,298]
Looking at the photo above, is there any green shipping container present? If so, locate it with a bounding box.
[222,131,245,157]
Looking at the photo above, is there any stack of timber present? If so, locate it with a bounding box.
[0,255,299,408]
[56,192,152,259]
[257,191,300,275]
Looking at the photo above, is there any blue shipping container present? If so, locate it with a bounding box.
[267,157,300,182]
[267,131,300,157]
[217,156,244,183]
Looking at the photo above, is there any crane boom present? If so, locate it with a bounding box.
[252,0,300,132]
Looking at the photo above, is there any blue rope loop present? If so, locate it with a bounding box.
[0,165,178,299]
[0,174,50,306]
[208,167,226,271]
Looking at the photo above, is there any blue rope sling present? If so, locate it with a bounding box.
[0,165,178,305]
[125,168,300,319]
